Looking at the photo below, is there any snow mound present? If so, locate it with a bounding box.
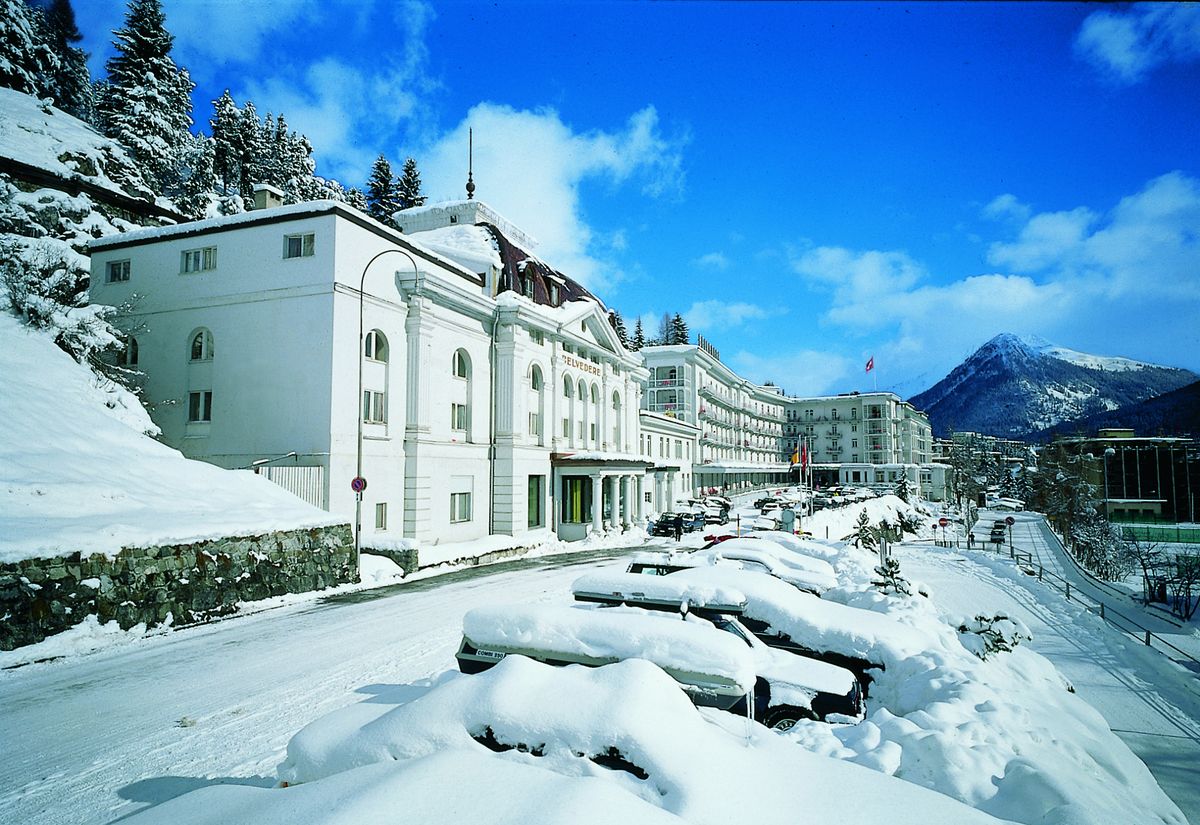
[0,310,339,561]
[269,656,1011,825]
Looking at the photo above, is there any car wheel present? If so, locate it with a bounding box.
[763,705,810,732]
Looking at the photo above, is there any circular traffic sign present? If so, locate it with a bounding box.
[1005,516,1015,526]
[938,517,949,527]
[351,476,368,493]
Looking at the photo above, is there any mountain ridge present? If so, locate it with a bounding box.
[910,333,1198,440]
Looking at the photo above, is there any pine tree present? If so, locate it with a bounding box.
[209,90,241,195]
[42,0,91,119]
[97,0,195,194]
[630,318,646,351]
[843,509,877,552]
[0,0,55,96]
[345,187,369,213]
[397,156,426,210]
[235,100,263,198]
[173,132,215,218]
[607,310,629,347]
[366,155,401,226]
[670,313,690,345]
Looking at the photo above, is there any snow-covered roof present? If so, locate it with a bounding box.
[571,571,748,613]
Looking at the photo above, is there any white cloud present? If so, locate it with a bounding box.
[695,252,730,270]
[415,103,686,290]
[165,0,323,72]
[982,193,1031,223]
[684,300,777,333]
[1075,4,1200,84]
[785,171,1200,395]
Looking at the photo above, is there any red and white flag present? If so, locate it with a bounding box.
[801,442,809,470]
[865,356,874,373]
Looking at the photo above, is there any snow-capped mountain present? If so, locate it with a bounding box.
[910,333,1198,439]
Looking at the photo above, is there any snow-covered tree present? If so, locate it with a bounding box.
[630,318,645,351]
[607,309,628,347]
[670,312,689,345]
[234,100,263,198]
[872,556,914,597]
[209,89,241,195]
[654,312,671,346]
[366,155,401,226]
[41,0,92,120]
[345,187,369,213]
[894,476,912,503]
[0,0,56,96]
[843,510,877,552]
[96,0,195,194]
[173,132,216,219]
[397,156,426,210]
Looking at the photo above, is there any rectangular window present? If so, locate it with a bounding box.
[560,476,593,523]
[187,391,212,422]
[528,475,545,528]
[450,492,472,523]
[675,440,683,459]
[375,502,387,530]
[363,390,387,424]
[529,412,541,436]
[548,283,560,305]
[181,246,217,273]
[562,418,570,438]
[451,403,469,431]
[529,329,544,345]
[589,423,597,441]
[284,233,315,259]
[106,260,130,282]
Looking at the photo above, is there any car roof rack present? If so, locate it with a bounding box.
[573,571,747,615]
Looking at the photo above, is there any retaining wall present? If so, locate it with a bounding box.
[0,525,359,651]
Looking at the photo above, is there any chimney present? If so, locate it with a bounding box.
[251,183,285,211]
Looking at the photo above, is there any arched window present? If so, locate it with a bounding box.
[364,329,388,362]
[529,364,545,444]
[452,348,470,379]
[562,375,575,442]
[119,336,139,367]
[577,381,587,446]
[530,365,543,391]
[189,328,213,361]
[589,383,600,445]
[450,349,472,438]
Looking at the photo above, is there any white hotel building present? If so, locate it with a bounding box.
[89,197,651,545]
[639,340,790,495]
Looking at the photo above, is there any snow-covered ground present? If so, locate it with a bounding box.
[3,498,1195,825]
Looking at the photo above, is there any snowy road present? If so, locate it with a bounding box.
[907,520,1200,825]
[0,547,637,825]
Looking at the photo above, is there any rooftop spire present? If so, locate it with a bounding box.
[466,128,476,200]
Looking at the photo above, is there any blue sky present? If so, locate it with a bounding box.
[76,1,1200,397]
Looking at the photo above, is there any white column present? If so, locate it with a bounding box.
[621,475,632,529]
[666,472,675,509]
[608,475,620,529]
[635,474,645,523]
[591,472,603,534]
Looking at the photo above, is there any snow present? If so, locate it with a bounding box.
[462,603,758,693]
[0,87,155,201]
[404,222,502,274]
[571,570,748,610]
[0,309,339,561]
[267,656,1009,825]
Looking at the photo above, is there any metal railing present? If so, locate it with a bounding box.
[957,520,1199,670]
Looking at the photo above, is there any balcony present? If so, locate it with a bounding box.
[649,377,688,389]
[648,402,691,418]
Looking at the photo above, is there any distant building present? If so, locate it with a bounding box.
[1047,429,1198,524]
[638,410,700,514]
[639,341,790,494]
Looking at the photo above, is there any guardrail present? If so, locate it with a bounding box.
[967,521,1199,670]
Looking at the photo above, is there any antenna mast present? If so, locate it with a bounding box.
[466,128,476,200]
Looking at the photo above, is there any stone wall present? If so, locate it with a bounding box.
[0,525,354,651]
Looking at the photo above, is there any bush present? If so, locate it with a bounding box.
[957,613,1031,660]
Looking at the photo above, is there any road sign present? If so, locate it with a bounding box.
[938,517,949,527]
[351,476,367,493]
[1005,516,1015,526]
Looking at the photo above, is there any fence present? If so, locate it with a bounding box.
[1118,524,1200,545]
[974,522,1200,671]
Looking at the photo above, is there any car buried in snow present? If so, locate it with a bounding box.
[456,581,863,731]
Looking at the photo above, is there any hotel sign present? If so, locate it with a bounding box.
[561,353,602,376]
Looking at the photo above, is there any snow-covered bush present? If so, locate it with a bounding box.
[844,510,877,552]
[956,613,1031,660]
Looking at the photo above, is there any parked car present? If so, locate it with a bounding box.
[569,571,863,726]
[683,511,706,532]
[651,513,680,537]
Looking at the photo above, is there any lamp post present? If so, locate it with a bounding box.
[355,247,420,576]
[1103,447,1116,521]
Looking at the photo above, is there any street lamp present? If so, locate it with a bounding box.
[1103,447,1116,521]
[355,247,420,576]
